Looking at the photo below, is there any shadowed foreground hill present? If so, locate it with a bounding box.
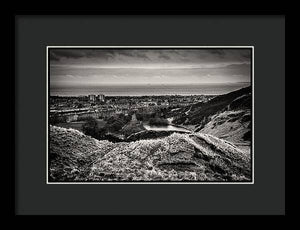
[49,125,251,182]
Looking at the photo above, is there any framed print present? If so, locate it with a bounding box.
[15,14,285,215]
[47,46,254,184]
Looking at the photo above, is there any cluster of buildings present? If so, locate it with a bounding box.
[75,94,105,103]
[88,94,105,103]
[50,93,214,124]
[50,93,105,123]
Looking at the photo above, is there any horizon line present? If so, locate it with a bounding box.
[50,82,251,88]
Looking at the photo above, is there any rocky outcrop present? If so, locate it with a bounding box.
[49,126,251,182]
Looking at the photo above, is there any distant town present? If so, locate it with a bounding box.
[49,93,215,124]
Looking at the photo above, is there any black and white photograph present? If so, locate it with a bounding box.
[47,46,253,183]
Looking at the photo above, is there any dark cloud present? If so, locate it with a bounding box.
[50,49,252,87]
[209,49,226,57]
[158,53,171,60]
[240,50,251,59]
[123,50,150,60]
[50,50,86,60]
[49,49,152,61]
[50,49,116,61]
[49,51,60,61]
[208,49,251,62]
[49,48,252,67]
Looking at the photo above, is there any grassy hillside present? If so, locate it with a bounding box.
[170,86,252,149]
[49,126,115,181]
[49,125,251,182]
[199,109,251,152]
[173,86,251,127]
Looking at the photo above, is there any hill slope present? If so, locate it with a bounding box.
[49,125,251,182]
[199,109,251,152]
[173,86,251,126]
[171,86,252,149]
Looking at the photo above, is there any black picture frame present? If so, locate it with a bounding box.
[14,12,286,215]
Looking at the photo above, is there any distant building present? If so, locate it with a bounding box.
[98,94,105,102]
[88,94,96,102]
[131,113,138,122]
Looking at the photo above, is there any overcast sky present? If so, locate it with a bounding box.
[49,49,251,87]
